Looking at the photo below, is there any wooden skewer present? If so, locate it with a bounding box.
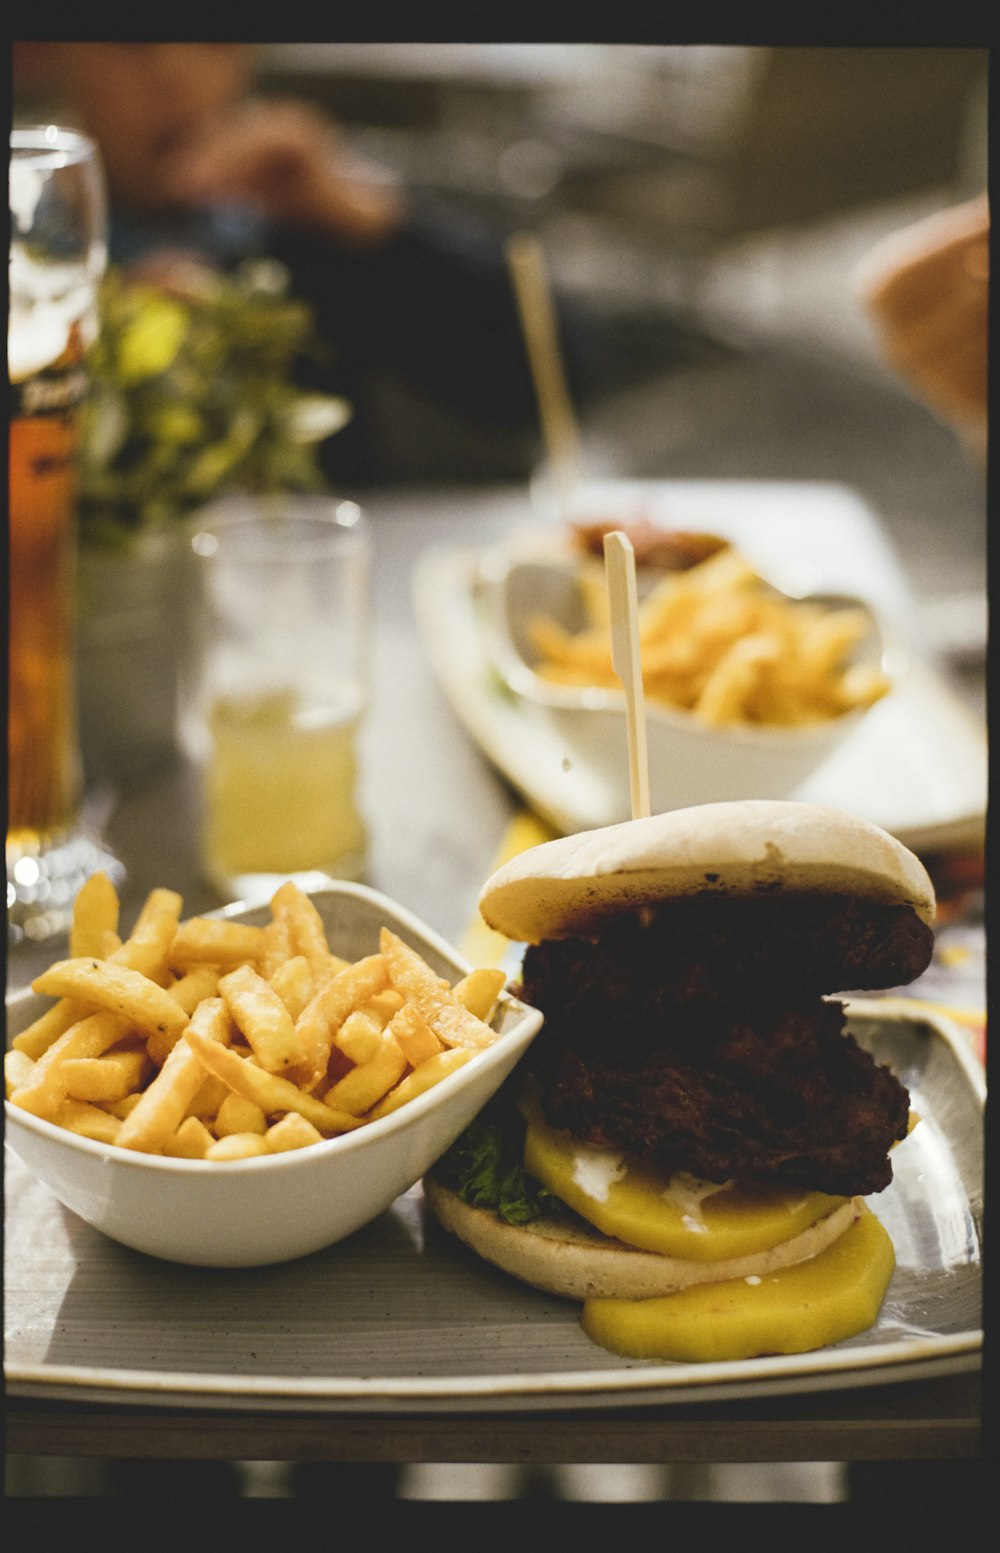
[603,530,651,821]
[505,231,582,513]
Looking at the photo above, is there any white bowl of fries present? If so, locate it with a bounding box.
[5,876,542,1267]
[480,542,896,814]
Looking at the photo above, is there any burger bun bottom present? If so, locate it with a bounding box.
[423,1176,864,1302]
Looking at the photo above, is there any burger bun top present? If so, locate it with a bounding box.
[478,800,935,942]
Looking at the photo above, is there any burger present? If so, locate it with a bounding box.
[424,800,935,1362]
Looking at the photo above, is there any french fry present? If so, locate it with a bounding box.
[452,968,506,1022]
[367,1048,475,1121]
[162,1116,214,1159]
[61,1045,152,1104]
[52,1098,123,1145]
[292,953,391,1088]
[386,1001,442,1068]
[267,954,315,1023]
[13,888,182,1059]
[168,966,223,1013]
[10,1011,132,1118]
[324,1028,408,1115]
[11,999,85,1060]
[169,917,266,972]
[271,881,349,986]
[363,989,405,1023]
[214,1093,268,1137]
[146,967,223,1066]
[380,930,496,1051]
[530,543,889,727]
[264,1113,325,1153]
[260,912,293,979]
[332,1007,385,1066]
[184,1027,366,1136]
[13,873,516,1161]
[206,1133,270,1161]
[116,998,232,1154]
[5,1047,35,1098]
[69,870,121,959]
[111,888,184,981]
[103,1091,145,1121]
[31,959,191,1043]
[218,963,304,1073]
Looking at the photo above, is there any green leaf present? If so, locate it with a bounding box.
[115,295,190,384]
[435,1091,556,1226]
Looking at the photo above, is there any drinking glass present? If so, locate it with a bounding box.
[178,494,371,901]
[8,126,119,943]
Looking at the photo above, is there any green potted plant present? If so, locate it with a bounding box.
[76,258,350,786]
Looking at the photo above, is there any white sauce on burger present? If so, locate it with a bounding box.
[571,1144,628,1201]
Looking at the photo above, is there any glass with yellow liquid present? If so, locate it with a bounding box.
[179,496,370,900]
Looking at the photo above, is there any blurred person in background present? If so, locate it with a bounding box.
[857,192,988,465]
[12,41,610,485]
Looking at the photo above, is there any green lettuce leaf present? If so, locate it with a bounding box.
[434,1089,556,1226]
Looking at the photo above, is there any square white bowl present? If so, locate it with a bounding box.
[4,882,542,1268]
[480,550,895,812]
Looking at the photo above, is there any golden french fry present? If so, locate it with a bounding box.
[183,1072,231,1121]
[184,1027,365,1136]
[832,661,893,711]
[259,912,293,979]
[31,959,191,1043]
[380,930,495,1051]
[111,888,184,981]
[5,1047,35,1098]
[116,998,232,1153]
[169,917,266,972]
[52,1098,123,1145]
[11,1000,84,1060]
[363,989,405,1023]
[268,954,314,1023]
[387,1001,442,1068]
[18,874,517,1159]
[367,1048,475,1121]
[103,1091,145,1120]
[452,968,506,1022]
[271,881,349,986]
[146,967,223,1066]
[11,884,175,1057]
[69,871,121,959]
[218,963,304,1073]
[324,1028,408,1116]
[168,966,223,1013]
[264,1113,325,1153]
[10,1010,132,1119]
[206,1133,270,1161]
[162,1116,214,1159]
[214,1093,268,1137]
[292,953,390,1088]
[530,542,889,727]
[61,1045,152,1103]
[332,1007,384,1066]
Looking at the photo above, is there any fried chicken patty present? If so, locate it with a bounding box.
[516,893,922,1197]
[533,1000,910,1197]
[520,893,933,1037]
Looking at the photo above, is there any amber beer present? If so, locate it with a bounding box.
[7,327,87,844]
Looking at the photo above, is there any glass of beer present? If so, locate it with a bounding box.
[8,126,118,943]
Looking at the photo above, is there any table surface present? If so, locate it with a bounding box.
[6,348,986,1464]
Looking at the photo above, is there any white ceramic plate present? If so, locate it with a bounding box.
[412,485,985,852]
[4,1001,983,1411]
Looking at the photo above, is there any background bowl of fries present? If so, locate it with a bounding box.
[5,879,543,1267]
[480,543,896,815]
